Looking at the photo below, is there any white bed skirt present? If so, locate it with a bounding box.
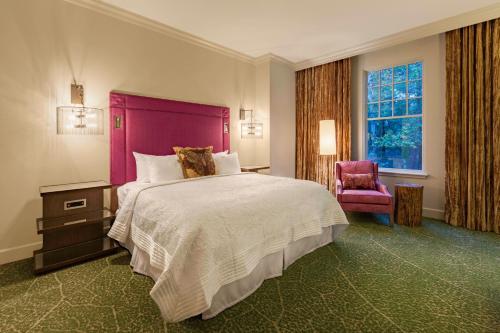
[122,224,347,320]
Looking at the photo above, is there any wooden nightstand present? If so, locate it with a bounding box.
[34,181,119,274]
[240,166,270,173]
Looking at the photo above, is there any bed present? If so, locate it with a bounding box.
[107,92,349,322]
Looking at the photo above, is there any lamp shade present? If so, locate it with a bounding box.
[319,120,336,155]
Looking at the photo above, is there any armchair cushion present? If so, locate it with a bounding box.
[336,160,378,180]
[341,173,376,190]
[338,189,391,205]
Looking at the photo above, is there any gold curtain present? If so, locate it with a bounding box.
[445,18,500,233]
[296,59,351,193]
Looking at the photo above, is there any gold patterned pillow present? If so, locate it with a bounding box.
[173,146,216,178]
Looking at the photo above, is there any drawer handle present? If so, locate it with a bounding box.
[63,199,87,210]
[64,219,87,226]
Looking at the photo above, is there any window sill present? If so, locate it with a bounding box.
[378,168,428,179]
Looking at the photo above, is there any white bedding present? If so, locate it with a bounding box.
[108,173,348,322]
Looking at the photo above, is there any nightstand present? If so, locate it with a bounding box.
[34,181,119,274]
[240,166,270,173]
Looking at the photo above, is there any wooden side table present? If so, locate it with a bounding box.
[240,166,270,173]
[394,183,424,227]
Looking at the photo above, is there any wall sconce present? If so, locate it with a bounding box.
[57,82,104,135]
[240,107,263,139]
[241,123,263,138]
[239,108,252,120]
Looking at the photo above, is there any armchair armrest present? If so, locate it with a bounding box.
[336,179,344,195]
[378,183,392,198]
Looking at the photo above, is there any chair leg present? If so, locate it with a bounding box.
[389,213,394,227]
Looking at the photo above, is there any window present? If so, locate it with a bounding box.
[366,61,423,170]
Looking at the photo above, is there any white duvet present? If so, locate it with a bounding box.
[108,173,348,322]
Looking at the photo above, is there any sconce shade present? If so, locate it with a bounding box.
[241,123,263,138]
[319,120,336,155]
[57,106,104,135]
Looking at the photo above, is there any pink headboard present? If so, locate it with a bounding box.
[110,92,230,185]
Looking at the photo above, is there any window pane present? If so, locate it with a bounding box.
[394,100,406,116]
[367,117,422,170]
[408,80,422,98]
[368,86,379,103]
[380,101,392,117]
[408,62,422,80]
[380,85,392,101]
[408,98,422,115]
[368,71,379,86]
[394,65,406,82]
[394,83,406,99]
[380,68,393,85]
[367,103,379,118]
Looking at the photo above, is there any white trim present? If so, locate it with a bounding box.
[294,3,500,70]
[422,207,445,220]
[363,60,426,175]
[254,53,295,67]
[0,241,42,265]
[62,0,254,64]
[379,168,428,179]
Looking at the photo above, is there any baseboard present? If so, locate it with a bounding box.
[0,241,42,266]
[422,207,445,220]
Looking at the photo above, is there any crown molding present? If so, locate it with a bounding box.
[254,53,295,67]
[62,0,254,64]
[294,3,500,71]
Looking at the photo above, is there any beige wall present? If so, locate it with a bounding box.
[352,35,446,219]
[0,0,257,264]
[252,57,295,177]
[253,61,271,166]
[270,60,296,177]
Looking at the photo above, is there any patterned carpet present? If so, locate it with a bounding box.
[1,214,499,333]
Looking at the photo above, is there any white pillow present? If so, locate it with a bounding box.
[149,154,183,182]
[214,152,241,175]
[133,152,152,182]
[213,150,228,157]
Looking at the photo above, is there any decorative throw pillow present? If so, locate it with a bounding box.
[173,146,216,178]
[341,173,376,190]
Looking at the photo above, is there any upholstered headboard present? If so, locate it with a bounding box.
[110,92,230,185]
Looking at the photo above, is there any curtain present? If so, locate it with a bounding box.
[296,59,351,193]
[445,18,500,233]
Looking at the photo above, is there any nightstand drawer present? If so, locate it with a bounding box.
[37,209,115,234]
[34,237,119,274]
[42,220,112,251]
[42,188,103,218]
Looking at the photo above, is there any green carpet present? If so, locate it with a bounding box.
[1,215,499,332]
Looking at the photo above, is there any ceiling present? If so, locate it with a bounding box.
[101,0,500,64]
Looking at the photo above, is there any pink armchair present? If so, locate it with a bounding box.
[335,160,394,226]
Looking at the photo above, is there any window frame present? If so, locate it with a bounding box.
[363,59,427,177]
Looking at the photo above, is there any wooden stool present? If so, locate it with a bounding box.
[395,183,423,227]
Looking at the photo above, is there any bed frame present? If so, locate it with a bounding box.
[109,92,230,210]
